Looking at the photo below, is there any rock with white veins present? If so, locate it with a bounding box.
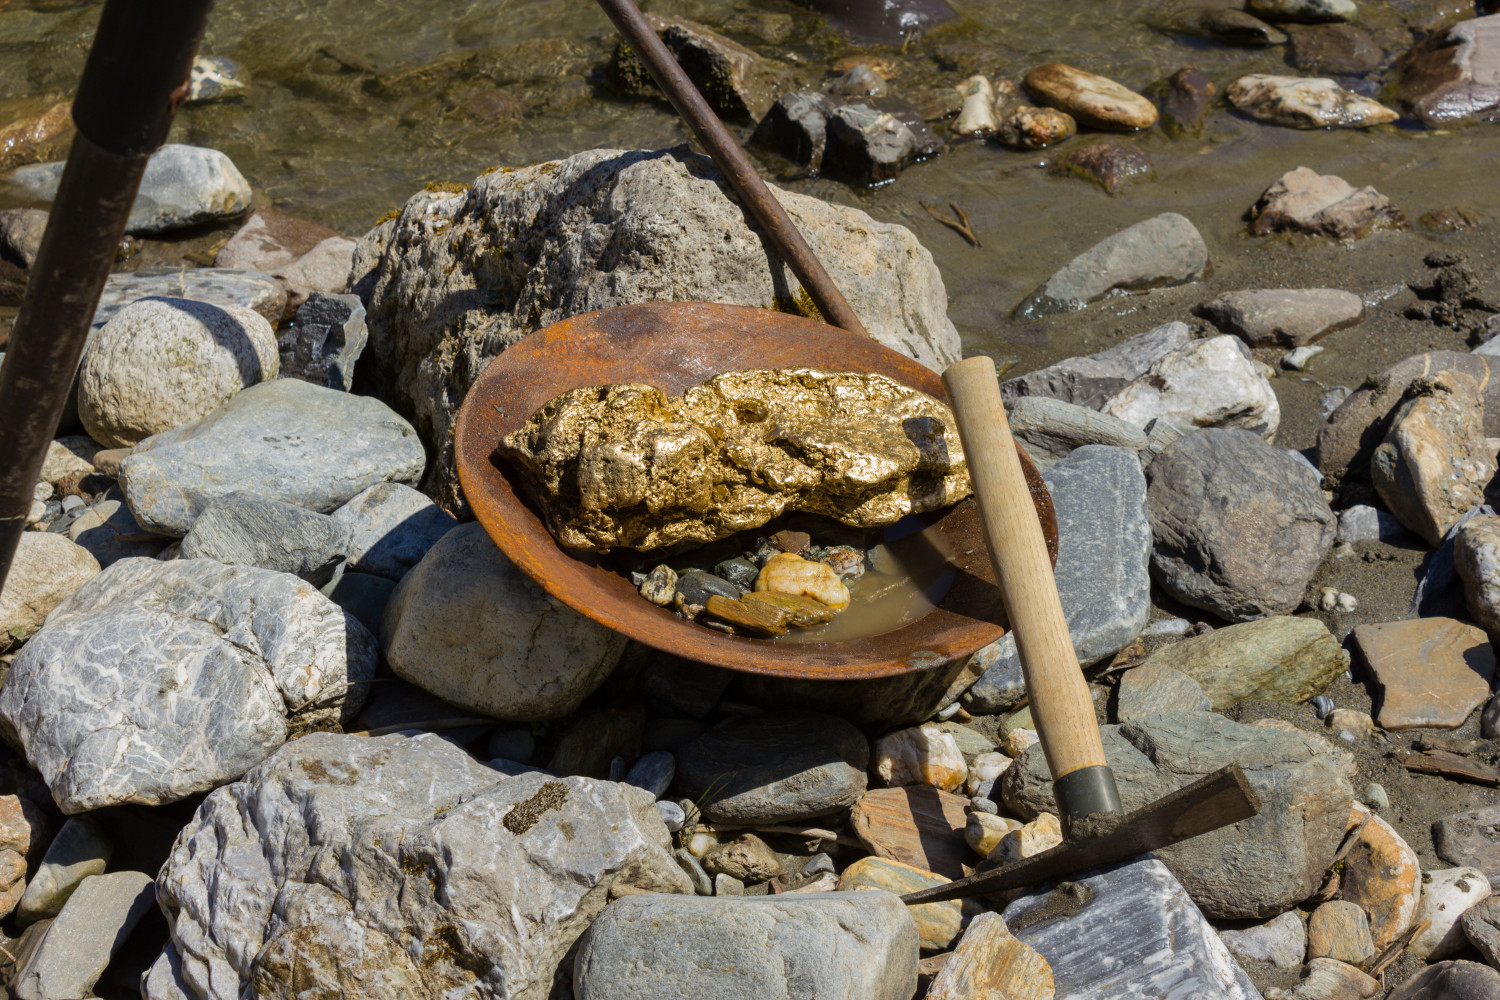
[1014,214,1209,320]
[573,892,917,1000]
[1003,856,1261,999]
[1228,75,1397,128]
[150,732,692,1000]
[1102,335,1281,439]
[1197,288,1365,348]
[1000,321,1190,410]
[872,725,967,792]
[0,558,376,813]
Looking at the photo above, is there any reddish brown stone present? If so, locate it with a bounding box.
[0,101,73,170]
[1160,67,1217,137]
[1395,15,1500,127]
[1053,143,1154,194]
[850,785,970,878]
[1342,802,1420,950]
[1354,618,1495,730]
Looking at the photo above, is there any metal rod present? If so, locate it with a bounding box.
[0,0,214,594]
[594,0,869,338]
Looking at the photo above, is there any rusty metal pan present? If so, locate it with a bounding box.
[453,301,1057,682]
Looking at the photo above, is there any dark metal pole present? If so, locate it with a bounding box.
[594,0,870,339]
[0,0,214,593]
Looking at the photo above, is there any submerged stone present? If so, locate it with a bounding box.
[500,369,970,552]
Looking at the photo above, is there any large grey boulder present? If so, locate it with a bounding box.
[1000,321,1190,410]
[149,732,691,1000]
[967,446,1151,713]
[350,148,961,507]
[5,144,251,235]
[573,892,918,1000]
[0,558,375,813]
[330,482,457,580]
[1003,856,1261,999]
[381,523,624,720]
[1148,428,1335,622]
[1003,712,1353,919]
[119,378,425,536]
[78,297,278,449]
[1013,213,1209,320]
[180,493,351,585]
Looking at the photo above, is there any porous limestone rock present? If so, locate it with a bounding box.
[1002,712,1352,918]
[150,732,691,1000]
[381,523,625,720]
[499,369,970,552]
[350,148,962,508]
[0,558,375,813]
[78,297,278,449]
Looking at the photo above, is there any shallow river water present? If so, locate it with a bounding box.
[1,0,1497,416]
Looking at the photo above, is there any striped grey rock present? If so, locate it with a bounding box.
[120,378,425,536]
[382,523,625,721]
[350,148,960,509]
[0,558,375,813]
[149,732,691,1000]
[1003,712,1352,918]
[573,892,917,1000]
[11,871,156,1000]
[5,144,251,235]
[1102,336,1281,439]
[1013,214,1210,321]
[968,446,1150,713]
[1116,663,1211,721]
[15,816,112,925]
[1007,396,1149,469]
[180,493,351,585]
[277,292,367,392]
[330,482,456,581]
[1000,321,1190,410]
[1387,961,1500,1000]
[1003,856,1261,1000]
[1148,428,1335,622]
[1394,15,1500,127]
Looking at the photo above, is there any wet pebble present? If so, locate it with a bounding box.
[1053,142,1153,194]
[996,105,1076,149]
[1227,74,1397,128]
[1023,63,1159,131]
[713,556,759,590]
[1248,0,1358,23]
[674,569,743,610]
[756,553,850,610]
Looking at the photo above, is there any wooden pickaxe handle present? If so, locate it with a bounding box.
[943,356,1122,834]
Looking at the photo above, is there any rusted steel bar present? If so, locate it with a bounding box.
[0,0,214,593]
[593,0,869,338]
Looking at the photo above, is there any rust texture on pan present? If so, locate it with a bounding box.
[454,302,1057,682]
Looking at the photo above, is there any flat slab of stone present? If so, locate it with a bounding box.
[676,711,868,824]
[1007,397,1148,469]
[1002,856,1260,999]
[12,871,155,1000]
[573,892,917,1000]
[968,446,1150,712]
[850,785,970,879]
[1001,321,1189,411]
[1437,806,1500,889]
[1353,618,1495,730]
[95,267,286,330]
[1197,288,1365,347]
[1117,662,1211,720]
[1138,616,1349,710]
[120,378,425,536]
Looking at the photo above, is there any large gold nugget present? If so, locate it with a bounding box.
[499,368,971,551]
